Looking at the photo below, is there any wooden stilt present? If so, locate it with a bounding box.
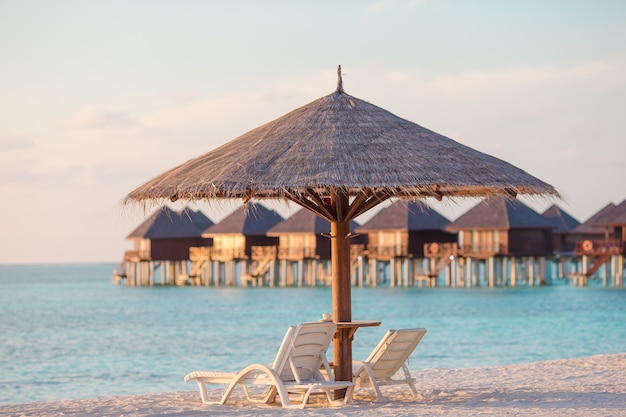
[473,259,480,287]
[538,257,545,285]
[511,257,517,287]
[615,256,620,287]
[402,259,409,287]
[297,259,304,287]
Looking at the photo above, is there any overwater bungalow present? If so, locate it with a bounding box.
[566,202,615,285]
[199,205,283,286]
[355,201,456,287]
[438,196,555,287]
[266,209,366,287]
[541,205,580,255]
[570,202,616,243]
[595,199,626,242]
[114,206,213,286]
[570,199,625,286]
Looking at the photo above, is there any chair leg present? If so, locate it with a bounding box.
[262,386,278,404]
[372,381,388,402]
[402,364,418,397]
[357,364,388,401]
[299,388,315,409]
[196,381,210,404]
[325,384,355,406]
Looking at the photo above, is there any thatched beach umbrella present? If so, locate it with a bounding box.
[125,66,558,390]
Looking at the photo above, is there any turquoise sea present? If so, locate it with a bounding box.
[1,263,625,405]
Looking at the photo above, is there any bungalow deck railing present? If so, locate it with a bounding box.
[367,244,409,259]
[277,246,318,260]
[251,245,278,260]
[210,248,248,261]
[123,250,150,261]
[458,243,508,258]
[423,242,508,259]
[189,246,211,260]
[424,242,458,258]
[575,239,624,255]
[351,244,366,261]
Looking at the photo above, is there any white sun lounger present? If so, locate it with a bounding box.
[184,321,354,409]
[353,328,427,401]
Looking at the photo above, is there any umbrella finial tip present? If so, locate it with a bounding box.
[337,65,344,93]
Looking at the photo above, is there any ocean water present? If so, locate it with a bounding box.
[1,264,625,405]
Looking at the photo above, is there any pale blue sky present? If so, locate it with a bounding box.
[1,0,625,264]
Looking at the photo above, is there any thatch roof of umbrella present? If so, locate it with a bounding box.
[446,196,554,231]
[125,67,557,212]
[355,201,450,232]
[124,66,558,390]
[127,206,213,239]
[541,205,580,234]
[571,202,616,234]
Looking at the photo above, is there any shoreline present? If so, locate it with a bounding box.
[2,353,625,417]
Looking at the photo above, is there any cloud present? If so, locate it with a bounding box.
[0,131,35,151]
[58,104,136,130]
[421,61,623,100]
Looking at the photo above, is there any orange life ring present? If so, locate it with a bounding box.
[582,240,593,252]
[430,243,440,254]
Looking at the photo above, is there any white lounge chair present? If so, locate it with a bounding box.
[184,321,354,409]
[353,328,427,401]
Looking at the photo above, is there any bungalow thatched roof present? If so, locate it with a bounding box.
[446,196,554,231]
[186,209,215,232]
[541,205,580,234]
[125,69,557,209]
[355,201,450,232]
[267,208,358,235]
[572,202,616,234]
[127,206,213,239]
[590,198,626,227]
[202,204,283,236]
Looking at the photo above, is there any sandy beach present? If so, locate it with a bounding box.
[2,352,625,417]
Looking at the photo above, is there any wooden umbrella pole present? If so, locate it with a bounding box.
[331,192,352,397]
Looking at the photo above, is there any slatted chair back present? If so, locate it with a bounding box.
[272,321,336,383]
[364,328,426,379]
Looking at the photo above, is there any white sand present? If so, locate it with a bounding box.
[2,353,625,417]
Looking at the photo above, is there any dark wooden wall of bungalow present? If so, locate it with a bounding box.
[150,237,213,260]
[408,230,457,257]
[349,232,368,253]
[316,234,331,259]
[366,230,453,259]
[551,232,578,253]
[609,225,626,242]
[508,229,553,256]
